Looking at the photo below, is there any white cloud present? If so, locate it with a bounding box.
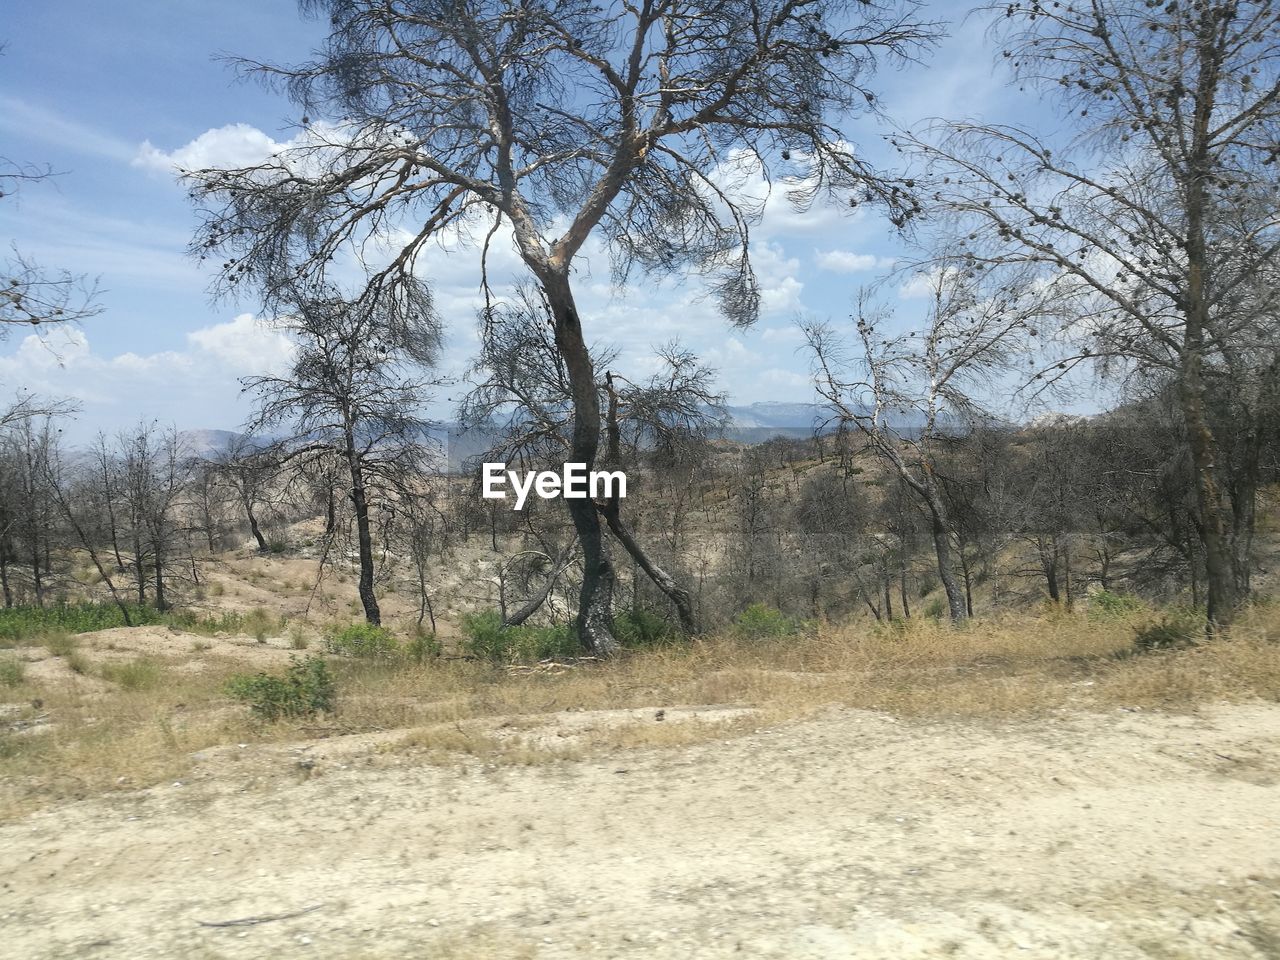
[0,314,297,437]
[187,312,295,374]
[134,123,293,174]
[815,249,895,274]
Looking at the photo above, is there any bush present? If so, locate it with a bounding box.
[0,602,166,644]
[615,609,676,648]
[406,628,441,663]
[1090,589,1144,620]
[460,610,580,662]
[732,603,801,641]
[1132,612,1203,653]
[169,607,285,639]
[923,598,948,621]
[226,656,336,721]
[324,622,400,659]
[101,658,162,690]
[0,656,24,687]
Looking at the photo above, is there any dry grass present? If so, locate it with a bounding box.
[1,603,1278,819]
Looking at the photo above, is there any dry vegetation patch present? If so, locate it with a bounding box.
[1,604,1278,819]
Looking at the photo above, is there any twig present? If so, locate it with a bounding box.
[197,903,325,928]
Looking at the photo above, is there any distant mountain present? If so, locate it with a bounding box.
[176,399,940,469]
[722,402,835,442]
[177,429,245,459]
[723,401,834,430]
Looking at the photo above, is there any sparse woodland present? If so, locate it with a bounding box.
[6,5,1280,954]
[0,0,1274,660]
[1,0,1278,656]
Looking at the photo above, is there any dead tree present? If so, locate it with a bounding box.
[184,0,934,654]
[245,286,440,626]
[903,0,1280,630]
[805,265,1035,623]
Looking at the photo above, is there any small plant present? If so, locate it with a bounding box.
[0,656,24,687]
[923,597,948,621]
[66,651,91,675]
[287,625,309,650]
[615,609,675,648]
[1090,589,1145,620]
[406,628,441,663]
[101,658,162,691]
[226,656,336,721]
[460,611,580,662]
[1132,612,1202,653]
[731,603,799,641]
[325,622,400,659]
[42,631,78,657]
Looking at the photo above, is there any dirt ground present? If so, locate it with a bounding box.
[3,699,1279,959]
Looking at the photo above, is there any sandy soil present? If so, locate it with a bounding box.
[3,701,1279,959]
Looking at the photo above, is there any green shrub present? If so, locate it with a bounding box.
[101,658,162,690]
[324,622,400,659]
[731,603,800,641]
[0,656,24,687]
[614,609,675,648]
[169,607,285,639]
[1090,589,1144,620]
[406,628,441,663]
[226,656,336,721]
[0,602,166,643]
[460,610,580,662]
[1132,611,1203,653]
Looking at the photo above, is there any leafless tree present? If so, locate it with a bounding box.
[804,264,1035,622]
[902,0,1280,630]
[210,432,277,552]
[184,0,935,653]
[462,286,724,632]
[245,285,440,625]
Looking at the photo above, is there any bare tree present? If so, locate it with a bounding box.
[246,285,440,625]
[211,433,277,552]
[462,287,723,633]
[185,0,934,653]
[804,265,1034,622]
[903,0,1280,630]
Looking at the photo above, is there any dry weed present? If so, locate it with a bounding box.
[2,604,1277,819]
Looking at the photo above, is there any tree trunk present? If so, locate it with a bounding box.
[542,271,616,655]
[503,551,575,628]
[1182,39,1239,634]
[1044,540,1061,604]
[925,498,967,623]
[153,542,167,612]
[960,551,974,618]
[0,546,11,608]
[347,453,381,625]
[899,565,911,619]
[599,498,697,635]
[244,495,267,552]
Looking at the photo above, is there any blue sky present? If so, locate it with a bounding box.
[0,0,1034,440]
